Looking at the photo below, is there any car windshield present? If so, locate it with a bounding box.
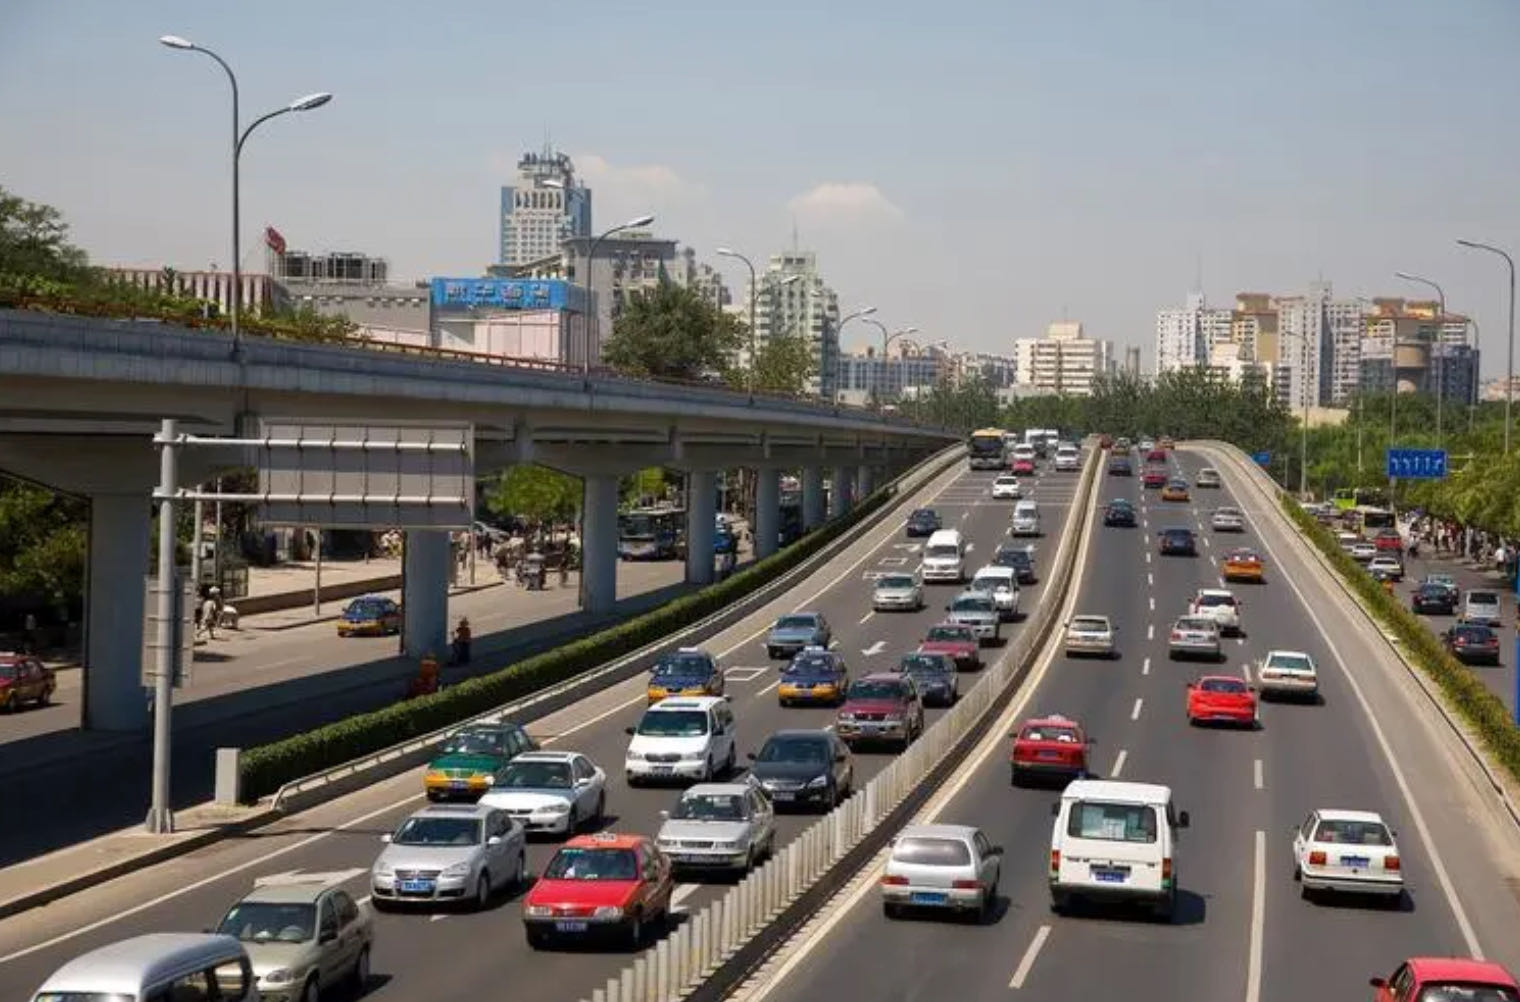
[926,544,959,559]
[1196,593,1236,608]
[1418,584,1447,595]
[499,760,573,789]
[1454,626,1495,641]
[785,654,837,676]
[972,575,1011,591]
[653,654,712,679]
[1068,802,1159,843]
[394,816,482,846]
[1020,724,1080,743]
[1199,678,1247,694]
[442,730,506,756]
[1311,819,1392,845]
[1414,985,1520,1002]
[1108,499,1132,508]
[848,679,905,701]
[0,664,15,680]
[1168,481,1187,489]
[951,596,992,613]
[543,847,638,880]
[995,476,1016,485]
[637,710,709,737]
[1071,618,1109,632]
[900,654,950,675]
[1267,653,1314,672]
[910,510,936,521]
[1177,618,1216,632]
[775,616,817,630]
[892,836,972,866]
[673,793,746,821]
[347,600,387,616]
[877,575,916,590]
[217,901,317,943]
[1216,508,1241,517]
[757,736,831,764]
[925,626,972,643]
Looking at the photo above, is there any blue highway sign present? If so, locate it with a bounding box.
[1386,448,1447,480]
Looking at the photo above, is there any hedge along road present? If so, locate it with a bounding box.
[730,445,1520,1002]
[0,449,1091,1002]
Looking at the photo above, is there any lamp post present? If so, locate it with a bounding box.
[1457,240,1515,455]
[834,307,877,401]
[715,248,757,388]
[1394,271,1447,444]
[159,35,331,359]
[582,214,655,375]
[862,319,917,405]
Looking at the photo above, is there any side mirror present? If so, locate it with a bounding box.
[746,751,758,760]
[1050,802,1060,816]
[381,833,393,843]
[1369,977,1388,988]
[659,809,671,820]
[625,726,637,736]
[988,845,1005,856]
[486,835,503,846]
[1178,810,1191,828]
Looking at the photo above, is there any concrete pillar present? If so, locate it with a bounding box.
[582,473,619,615]
[84,493,151,731]
[857,464,876,499]
[402,530,450,659]
[830,466,855,519]
[753,469,780,560]
[802,467,825,530]
[685,470,717,585]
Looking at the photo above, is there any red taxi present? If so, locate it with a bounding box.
[1011,457,1036,476]
[1185,675,1259,728]
[1374,528,1404,553]
[1009,714,1088,786]
[522,832,674,949]
[1371,957,1520,1001]
[1142,467,1168,489]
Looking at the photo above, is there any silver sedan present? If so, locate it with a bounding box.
[881,823,1002,922]
[872,572,925,612]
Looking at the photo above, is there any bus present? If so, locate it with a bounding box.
[968,428,1008,470]
[618,506,685,560]
[1353,505,1396,532]
[1331,487,1389,512]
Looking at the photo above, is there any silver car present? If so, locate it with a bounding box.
[1211,507,1245,532]
[656,780,777,873]
[872,571,925,612]
[478,750,608,835]
[1196,467,1222,488]
[215,873,374,1002]
[880,823,1003,922]
[370,803,527,911]
[1168,616,1223,661]
[1063,615,1117,658]
[945,591,1001,644]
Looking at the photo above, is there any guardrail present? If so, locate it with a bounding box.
[577,441,1103,1002]
[265,444,969,814]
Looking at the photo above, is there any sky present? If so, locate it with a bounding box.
[3,0,1520,375]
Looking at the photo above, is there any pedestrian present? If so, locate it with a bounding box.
[201,589,221,640]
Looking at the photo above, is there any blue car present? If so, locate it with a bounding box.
[766,613,832,660]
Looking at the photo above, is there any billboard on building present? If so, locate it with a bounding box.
[430,277,581,312]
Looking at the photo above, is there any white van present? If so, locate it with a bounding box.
[32,933,257,1002]
[1010,500,1042,537]
[921,529,966,583]
[1049,779,1190,921]
[1054,445,1081,472]
[624,695,737,784]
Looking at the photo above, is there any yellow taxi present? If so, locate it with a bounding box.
[1222,548,1265,583]
[336,595,402,637]
[778,647,850,706]
[646,648,724,704]
[1160,479,1191,502]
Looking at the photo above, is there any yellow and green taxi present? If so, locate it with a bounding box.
[336,595,402,637]
[778,647,850,707]
[424,722,537,801]
[646,648,724,704]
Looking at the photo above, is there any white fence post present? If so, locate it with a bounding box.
[593,988,606,1002]
[620,963,635,1002]
[632,956,648,1002]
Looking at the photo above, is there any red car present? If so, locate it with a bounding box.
[1371,957,1520,1001]
[522,832,674,949]
[1142,467,1168,488]
[1009,714,1088,786]
[1011,458,1036,476]
[1185,675,1258,728]
[919,623,981,671]
[1146,449,1168,464]
[1374,528,1404,552]
[1098,433,1114,450]
[834,672,925,750]
[0,653,55,712]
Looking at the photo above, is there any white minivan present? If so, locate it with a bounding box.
[625,695,737,785]
[31,933,258,1002]
[921,529,966,583]
[1010,500,1042,538]
[1049,779,1190,921]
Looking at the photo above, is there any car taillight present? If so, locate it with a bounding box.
[1161,857,1172,882]
[1308,850,1326,866]
[1171,630,1183,641]
[1383,855,1400,870]
[952,879,982,890]
[1049,850,1060,874]
[881,875,908,886]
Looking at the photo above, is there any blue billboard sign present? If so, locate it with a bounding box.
[1385,448,1447,480]
[1251,451,1271,466]
[430,278,576,312]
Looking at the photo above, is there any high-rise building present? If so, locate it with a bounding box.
[1015,321,1113,396]
[1155,292,1232,372]
[498,147,591,267]
[747,251,841,398]
[1124,345,1142,376]
[836,344,953,404]
[669,247,731,309]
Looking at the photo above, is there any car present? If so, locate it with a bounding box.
[424,723,538,802]
[919,623,982,671]
[1373,528,1404,552]
[1337,530,1363,552]
[1370,957,1520,1001]
[1112,438,1132,455]
[905,508,942,537]
[215,872,375,1000]
[1292,809,1403,902]
[1048,779,1189,921]
[895,651,960,706]
[1142,467,1168,489]
[522,832,675,948]
[922,528,967,583]
[990,474,1023,499]
[1463,590,1503,627]
[778,647,850,706]
[1160,480,1190,502]
[1257,650,1320,701]
[1138,438,1156,453]
[1158,527,1198,556]
[0,652,54,711]
[1349,540,1378,562]
[1054,447,1081,472]
[1210,507,1246,532]
[1009,500,1042,537]
[1011,457,1037,476]
[872,571,925,612]
[646,648,724,703]
[748,729,854,809]
[625,696,737,785]
[1444,623,1502,664]
[1422,572,1459,601]
[1222,548,1264,583]
[1145,448,1167,465]
[1064,615,1118,659]
[1009,714,1089,785]
[1158,436,1175,450]
[1196,467,1221,488]
[370,803,528,910]
[945,591,1001,644]
[1185,675,1258,727]
[1188,588,1242,634]
[969,565,1021,620]
[766,612,832,659]
[880,823,1002,922]
[992,543,1037,584]
[1103,500,1137,527]
[835,673,925,750]
[656,780,776,872]
[1367,555,1404,581]
[1107,456,1134,477]
[336,595,402,637]
[1411,581,1458,615]
[1168,616,1223,661]
[1010,444,1038,466]
[478,750,607,834]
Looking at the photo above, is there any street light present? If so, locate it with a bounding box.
[863,319,917,404]
[835,307,877,402]
[1394,271,1447,443]
[1457,239,1516,455]
[582,214,655,375]
[715,248,757,387]
[159,34,331,359]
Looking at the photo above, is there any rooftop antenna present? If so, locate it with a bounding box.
[791,217,799,252]
[542,124,552,158]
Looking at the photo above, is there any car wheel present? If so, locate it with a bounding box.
[625,911,645,948]
[472,873,492,911]
[1153,887,1176,923]
[592,791,606,825]
[883,901,903,920]
[425,790,441,803]
[725,745,736,776]
[513,851,527,887]
[525,926,551,950]
[301,976,320,1002]
[350,946,370,993]
[370,895,393,913]
[980,879,999,923]
[1010,765,1022,787]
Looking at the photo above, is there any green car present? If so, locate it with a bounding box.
[424,722,537,801]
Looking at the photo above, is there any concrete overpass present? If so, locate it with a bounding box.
[0,310,955,733]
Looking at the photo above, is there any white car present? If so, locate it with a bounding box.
[1463,590,1503,627]
[1010,500,1042,537]
[1189,588,1241,634]
[1210,507,1245,532]
[478,750,607,835]
[1292,808,1404,902]
[1053,448,1081,472]
[1349,541,1378,562]
[625,696,737,785]
[1367,555,1404,580]
[1064,615,1117,658]
[990,475,1023,500]
[1257,650,1320,701]
[1196,467,1222,488]
[969,566,1020,621]
[880,823,1002,921]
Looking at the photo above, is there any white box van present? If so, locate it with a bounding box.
[1049,779,1190,921]
[624,695,737,784]
[1010,501,1042,537]
[921,529,966,583]
[32,933,257,1002]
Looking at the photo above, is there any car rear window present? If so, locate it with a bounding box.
[1267,653,1314,672]
[892,837,971,866]
[848,679,906,701]
[1021,725,1079,743]
[877,575,915,589]
[1071,617,1109,632]
[1199,678,1247,694]
[1177,618,1216,632]
[1415,984,1520,1002]
[1311,819,1391,846]
[1067,802,1159,843]
[1196,593,1237,608]
[926,626,971,642]
[1469,592,1499,604]
[543,847,639,880]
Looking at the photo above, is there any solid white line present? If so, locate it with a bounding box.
[1110,749,1128,778]
[1142,656,1151,676]
[1130,697,1144,721]
[1246,830,1266,1002]
[1254,758,1264,790]
[858,611,874,625]
[1147,624,1155,641]
[1008,924,1053,989]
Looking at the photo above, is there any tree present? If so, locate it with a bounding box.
[484,465,580,526]
[0,186,89,280]
[746,333,816,395]
[602,281,744,381]
[0,478,88,619]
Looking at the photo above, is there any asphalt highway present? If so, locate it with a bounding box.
[0,453,1090,1002]
[736,447,1520,1002]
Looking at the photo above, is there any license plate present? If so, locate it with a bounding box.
[399,880,435,894]
[1092,869,1127,883]
[1342,856,1369,868]
[555,920,589,933]
[450,780,468,790]
[675,854,708,864]
[910,891,947,905]
[770,791,794,801]
[1038,750,1062,760]
[651,765,674,773]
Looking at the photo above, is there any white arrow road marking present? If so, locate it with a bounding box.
[253,868,367,888]
[878,556,907,567]
[964,542,975,553]
[430,913,450,922]
[861,640,887,657]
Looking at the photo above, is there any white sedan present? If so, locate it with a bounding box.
[1256,650,1319,701]
[1292,809,1404,902]
[478,750,607,835]
[1211,507,1246,532]
[991,475,1022,500]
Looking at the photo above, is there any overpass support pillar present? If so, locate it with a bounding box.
[402,530,451,660]
[685,470,717,585]
[84,493,151,731]
[857,464,876,500]
[753,469,780,560]
[830,466,855,519]
[581,473,619,616]
[802,467,825,530]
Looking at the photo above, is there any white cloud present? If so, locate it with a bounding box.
[788,182,905,224]
[572,153,707,208]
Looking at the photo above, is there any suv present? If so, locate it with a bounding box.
[216,873,375,998]
[370,803,528,910]
[1188,589,1242,634]
[835,673,925,750]
[625,696,738,784]
[945,591,1001,644]
[656,780,777,872]
[969,566,1020,620]
[1463,590,1503,627]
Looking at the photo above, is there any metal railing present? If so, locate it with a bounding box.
[579,442,1102,1002]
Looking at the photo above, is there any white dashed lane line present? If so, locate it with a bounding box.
[1131,697,1144,721]
[1109,749,1128,778]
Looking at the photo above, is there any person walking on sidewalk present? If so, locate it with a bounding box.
[200,588,221,640]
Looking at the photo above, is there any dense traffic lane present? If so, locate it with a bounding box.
[1391,544,1516,713]
[0,454,1090,1002]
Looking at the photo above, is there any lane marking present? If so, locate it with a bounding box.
[1008,924,1052,989]
[1241,662,1253,683]
[1203,537,1212,548]
[1149,596,1155,612]
[724,667,768,683]
[858,611,875,626]
[1110,749,1128,778]
[1254,758,1264,790]
[1145,551,1152,564]
[1130,697,1144,721]
[1147,572,1154,588]
[430,913,449,923]
[1147,624,1155,641]
[1246,830,1265,1002]
[753,679,782,699]
[1141,656,1151,676]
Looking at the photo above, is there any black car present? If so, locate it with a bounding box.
[1107,457,1133,477]
[1411,583,1457,616]
[1158,528,1197,556]
[1444,623,1501,665]
[895,652,959,707]
[747,729,854,811]
[1103,500,1137,527]
[992,543,1038,584]
[905,508,942,538]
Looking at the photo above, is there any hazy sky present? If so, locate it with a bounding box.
[4,0,1519,373]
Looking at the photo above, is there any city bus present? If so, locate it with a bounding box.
[1353,505,1396,532]
[618,506,685,560]
[968,428,1008,470]
[1331,487,1389,512]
